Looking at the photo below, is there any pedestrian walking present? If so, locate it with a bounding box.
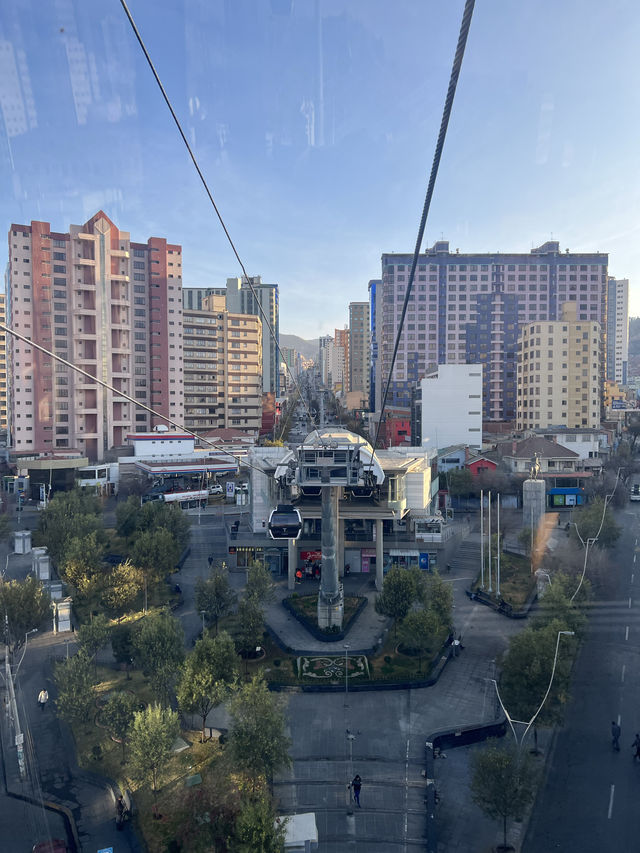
[37,689,48,711]
[632,733,640,761]
[351,774,362,807]
[208,555,214,568]
[611,720,621,751]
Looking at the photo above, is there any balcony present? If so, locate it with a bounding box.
[75,257,95,266]
[111,249,130,258]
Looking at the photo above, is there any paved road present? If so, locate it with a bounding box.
[524,502,640,852]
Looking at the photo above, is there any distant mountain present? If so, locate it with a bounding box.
[280,334,319,362]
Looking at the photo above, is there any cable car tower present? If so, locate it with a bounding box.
[275,428,384,629]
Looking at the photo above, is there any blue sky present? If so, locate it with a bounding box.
[1,0,639,338]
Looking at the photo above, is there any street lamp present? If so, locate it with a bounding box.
[488,629,575,751]
[14,629,38,679]
[343,644,350,709]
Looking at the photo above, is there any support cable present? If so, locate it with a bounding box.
[118,0,318,431]
[371,0,475,458]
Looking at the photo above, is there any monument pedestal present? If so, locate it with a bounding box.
[317,585,344,629]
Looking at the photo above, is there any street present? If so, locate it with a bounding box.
[524,500,640,851]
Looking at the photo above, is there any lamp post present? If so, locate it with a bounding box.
[343,644,350,709]
[14,629,38,679]
[488,629,574,752]
[200,610,206,639]
[480,488,485,588]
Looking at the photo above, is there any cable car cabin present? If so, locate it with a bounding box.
[268,505,302,540]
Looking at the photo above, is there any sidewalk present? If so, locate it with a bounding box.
[1,631,141,853]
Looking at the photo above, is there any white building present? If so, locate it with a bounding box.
[420,364,483,450]
[607,277,629,385]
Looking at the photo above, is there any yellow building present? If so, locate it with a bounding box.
[517,302,601,430]
[603,379,625,409]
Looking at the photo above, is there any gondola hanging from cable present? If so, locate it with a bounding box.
[268,505,303,540]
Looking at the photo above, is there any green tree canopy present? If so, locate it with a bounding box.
[111,622,136,674]
[0,576,51,650]
[235,597,264,661]
[447,468,473,498]
[571,497,621,548]
[38,488,103,565]
[245,563,275,605]
[59,531,106,598]
[133,611,184,706]
[117,497,190,552]
[398,608,442,673]
[229,675,291,787]
[101,559,145,614]
[195,566,236,635]
[130,527,180,580]
[177,632,239,742]
[54,650,95,727]
[77,613,111,663]
[375,567,422,635]
[129,704,180,807]
[423,570,453,629]
[499,619,575,727]
[470,740,537,851]
[531,572,588,636]
[231,794,288,853]
[102,690,138,763]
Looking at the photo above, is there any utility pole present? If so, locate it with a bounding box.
[4,616,26,780]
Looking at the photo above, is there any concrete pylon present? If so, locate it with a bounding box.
[317,485,344,628]
[523,478,546,559]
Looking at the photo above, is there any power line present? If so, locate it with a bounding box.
[371,0,476,457]
[0,321,273,481]
[118,0,318,432]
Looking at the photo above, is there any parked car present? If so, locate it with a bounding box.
[32,841,68,853]
[208,484,224,495]
[237,482,249,492]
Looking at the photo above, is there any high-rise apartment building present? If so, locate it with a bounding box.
[517,303,601,430]
[0,292,7,434]
[332,328,349,392]
[378,241,608,422]
[348,301,370,401]
[226,276,279,396]
[606,277,629,385]
[368,280,380,412]
[318,335,333,386]
[419,364,483,450]
[183,295,262,434]
[6,212,184,460]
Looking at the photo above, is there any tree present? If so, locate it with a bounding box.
[111,622,135,678]
[138,501,190,551]
[38,488,103,566]
[77,613,111,673]
[470,740,537,851]
[131,527,180,582]
[129,704,180,811]
[232,794,288,853]
[102,559,145,613]
[59,531,105,598]
[245,562,275,605]
[102,690,138,763]
[235,597,265,668]
[133,611,184,706]
[571,497,621,548]
[54,650,95,727]
[115,495,142,539]
[229,675,291,788]
[0,576,51,650]
[196,566,236,635]
[375,567,421,636]
[177,632,239,742]
[0,513,12,543]
[499,620,575,730]
[447,468,473,498]
[398,608,441,673]
[424,570,453,629]
[531,573,588,636]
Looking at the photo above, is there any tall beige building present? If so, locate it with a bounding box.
[7,212,183,460]
[517,303,601,430]
[183,295,262,434]
[0,292,7,433]
[348,301,370,401]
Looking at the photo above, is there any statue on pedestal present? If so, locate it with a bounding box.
[530,452,541,480]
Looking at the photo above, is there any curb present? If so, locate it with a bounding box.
[281,594,369,643]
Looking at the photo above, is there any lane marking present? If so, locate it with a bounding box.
[621,665,626,683]
[626,626,629,641]
[635,554,637,564]
[629,598,632,609]
[608,784,615,820]
[617,714,621,726]
[404,737,410,848]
